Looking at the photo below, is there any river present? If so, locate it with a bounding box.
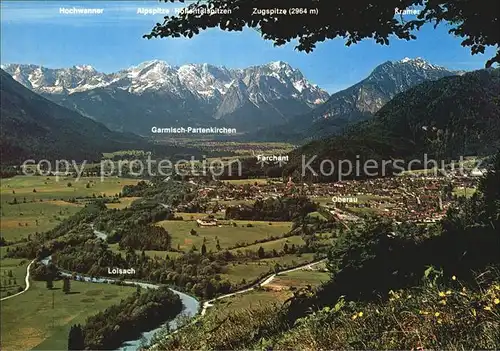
[40,256,200,350]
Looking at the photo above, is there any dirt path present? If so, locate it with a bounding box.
[200,258,326,315]
[0,259,35,301]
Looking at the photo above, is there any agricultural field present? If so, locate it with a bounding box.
[210,267,330,317]
[0,257,30,298]
[1,176,139,203]
[108,244,183,260]
[345,207,381,216]
[307,211,328,221]
[453,186,477,198]
[0,200,83,242]
[208,290,290,318]
[270,269,330,290]
[230,235,305,254]
[174,140,295,156]
[221,253,317,284]
[0,280,135,351]
[221,262,273,284]
[175,212,213,220]
[105,196,141,209]
[257,253,316,267]
[156,219,293,252]
[0,176,140,242]
[102,150,149,159]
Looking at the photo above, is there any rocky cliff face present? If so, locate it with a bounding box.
[284,57,460,139]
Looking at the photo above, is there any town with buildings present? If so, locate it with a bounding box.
[174,165,483,225]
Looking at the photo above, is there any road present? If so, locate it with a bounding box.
[200,258,327,316]
[0,259,36,301]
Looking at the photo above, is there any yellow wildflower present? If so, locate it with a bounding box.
[351,314,357,320]
[494,298,499,305]
[472,309,477,317]
[434,312,440,317]
[437,319,442,324]
[419,310,429,315]
[438,291,446,297]
[445,290,452,295]
[484,306,492,311]
[439,300,447,305]
[452,275,457,281]
[358,311,364,317]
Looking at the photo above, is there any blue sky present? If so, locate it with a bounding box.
[1,1,497,93]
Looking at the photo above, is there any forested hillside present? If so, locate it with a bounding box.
[0,69,210,165]
[0,70,147,164]
[284,69,500,180]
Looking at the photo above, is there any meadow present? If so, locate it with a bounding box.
[0,200,82,242]
[270,269,330,289]
[0,280,135,351]
[453,186,477,198]
[230,235,305,254]
[175,140,294,156]
[209,268,329,318]
[221,254,317,284]
[1,176,139,203]
[108,244,183,260]
[105,196,141,209]
[208,290,290,318]
[0,257,30,298]
[156,219,293,252]
[307,211,328,221]
[1,176,140,242]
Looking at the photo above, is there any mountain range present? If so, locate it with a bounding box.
[283,68,500,181]
[1,61,329,134]
[2,58,467,143]
[0,69,204,165]
[249,57,462,141]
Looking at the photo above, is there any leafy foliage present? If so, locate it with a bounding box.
[225,196,317,221]
[148,0,499,67]
[159,270,500,350]
[68,324,85,351]
[271,271,500,350]
[82,286,183,350]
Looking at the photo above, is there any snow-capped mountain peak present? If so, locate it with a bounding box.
[397,57,446,70]
[74,65,95,72]
[2,60,330,132]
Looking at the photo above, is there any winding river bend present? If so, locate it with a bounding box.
[40,256,200,350]
[36,226,325,350]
